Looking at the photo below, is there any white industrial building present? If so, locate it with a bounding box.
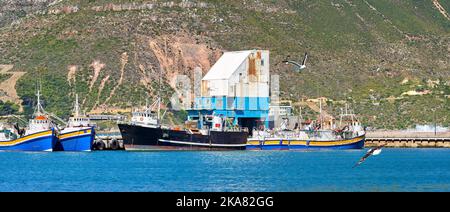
[201,50,270,98]
[188,50,271,130]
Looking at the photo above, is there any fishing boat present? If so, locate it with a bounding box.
[0,90,57,151]
[247,104,365,150]
[117,100,163,150]
[119,63,248,150]
[118,99,248,151]
[55,94,95,151]
[157,114,248,150]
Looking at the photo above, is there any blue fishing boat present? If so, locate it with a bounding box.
[0,127,55,151]
[0,90,57,151]
[56,94,95,151]
[56,127,94,151]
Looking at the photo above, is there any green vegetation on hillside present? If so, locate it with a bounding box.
[0,100,19,116]
[0,0,449,129]
[16,67,72,119]
[0,74,11,83]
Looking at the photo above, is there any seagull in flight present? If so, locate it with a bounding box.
[282,52,308,72]
[353,143,386,168]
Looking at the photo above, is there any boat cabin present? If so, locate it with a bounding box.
[27,115,51,135]
[68,116,91,128]
[131,110,158,126]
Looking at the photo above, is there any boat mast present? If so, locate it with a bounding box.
[319,98,323,129]
[34,84,45,117]
[345,104,348,117]
[157,67,162,126]
[156,40,166,126]
[73,94,81,117]
[299,106,303,130]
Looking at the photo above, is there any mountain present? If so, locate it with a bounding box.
[0,0,449,129]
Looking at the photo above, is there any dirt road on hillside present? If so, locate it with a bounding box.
[0,65,25,111]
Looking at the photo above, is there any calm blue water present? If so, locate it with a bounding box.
[0,149,449,191]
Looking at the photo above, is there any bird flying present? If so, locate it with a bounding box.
[353,143,386,168]
[282,52,308,72]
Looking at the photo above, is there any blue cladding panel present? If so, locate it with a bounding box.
[188,109,269,119]
[215,96,225,110]
[245,97,250,110]
[194,97,269,111]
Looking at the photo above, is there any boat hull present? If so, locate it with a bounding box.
[56,127,95,151]
[157,130,248,150]
[247,134,365,150]
[0,130,56,152]
[119,124,247,151]
[118,124,163,147]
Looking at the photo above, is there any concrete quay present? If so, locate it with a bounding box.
[365,131,450,148]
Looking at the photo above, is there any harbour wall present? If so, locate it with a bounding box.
[365,131,450,148]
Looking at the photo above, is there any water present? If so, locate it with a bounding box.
[0,149,449,191]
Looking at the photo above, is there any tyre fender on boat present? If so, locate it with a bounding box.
[110,139,119,150]
[94,139,105,150]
